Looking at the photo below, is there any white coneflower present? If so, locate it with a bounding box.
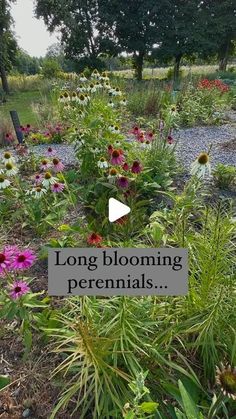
[79,73,87,82]
[2,152,15,164]
[97,157,108,169]
[78,93,87,106]
[89,83,97,93]
[91,146,101,154]
[113,125,120,134]
[30,186,47,199]
[63,91,70,103]
[95,81,102,89]
[108,168,118,183]
[108,87,116,95]
[77,85,86,93]
[108,100,114,108]
[120,98,127,106]
[0,174,10,189]
[91,69,100,79]
[216,363,236,400]
[5,162,18,177]
[190,152,211,179]
[104,82,111,90]
[113,87,122,97]
[42,172,57,188]
[71,91,77,102]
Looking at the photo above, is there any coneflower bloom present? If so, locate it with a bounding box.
[40,159,51,171]
[4,245,19,256]
[87,233,103,246]
[108,168,118,183]
[111,149,124,165]
[131,160,142,174]
[146,132,154,141]
[31,186,47,199]
[46,147,56,157]
[117,176,129,189]
[0,175,10,189]
[5,133,14,143]
[34,174,43,185]
[4,162,18,177]
[51,182,65,193]
[79,73,87,82]
[12,249,36,270]
[42,172,57,188]
[130,126,141,136]
[108,145,113,155]
[98,157,108,169]
[3,151,15,164]
[122,162,129,171]
[167,135,174,144]
[108,100,114,108]
[191,153,211,179]
[216,363,236,400]
[120,98,127,106]
[0,251,11,274]
[52,158,64,172]
[10,280,30,299]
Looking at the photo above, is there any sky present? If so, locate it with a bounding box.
[11,0,58,57]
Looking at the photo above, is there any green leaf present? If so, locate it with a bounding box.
[139,401,159,413]
[0,375,10,391]
[178,380,200,419]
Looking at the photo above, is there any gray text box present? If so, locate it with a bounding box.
[48,248,188,296]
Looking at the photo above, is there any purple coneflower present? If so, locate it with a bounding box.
[46,147,56,156]
[0,251,11,274]
[131,160,142,174]
[51,182,65,193]
[10,280,30,299]
[117,176,129,189]
[12,249,36,270]
[34,174,43,185]
[40,159,51,171]
[52,158,64,172]
[111,149,124,165]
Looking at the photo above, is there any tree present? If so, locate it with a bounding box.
[35,0,106,70]
[13,49,42,75]
[98,0,161,80]
[0,0,17,93]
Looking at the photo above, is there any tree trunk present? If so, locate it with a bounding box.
[0,63,10,94]
[173,54,182,87]
[133,51,145,81]
[218,39,231,71]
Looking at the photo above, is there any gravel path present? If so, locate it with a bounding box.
[1,123,236,171]
[175,123,236,169]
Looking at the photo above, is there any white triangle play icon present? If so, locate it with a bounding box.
[108,198,131,222]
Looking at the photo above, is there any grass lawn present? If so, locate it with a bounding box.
[0,90,49,126]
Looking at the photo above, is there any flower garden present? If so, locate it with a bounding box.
[0,69,236,418]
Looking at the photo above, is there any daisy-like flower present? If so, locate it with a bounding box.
[131,160,142,174]
[52,158,64,173]
[12,249,36,270]
[58,94,65,103]
[51,182,65,193]
[88,83,97,93]
[167,135,174,145]
[79,73,87,82]
[91,69,100,79]
[63,91,70,103]
[120,98,127,106]
[87,232,103,246]
[108,100,114,108]
[146,132,154,141]
[0,250,12,274]
[91,146,101,154]
[117,176,129,189]
[5,162,18,177]
[141,140,152,149]
[216,363,236,400]
[34,174,43,185]
[40,159,51,171]
[42,172,58,188]
[98,157,108,169]
[122,162,129,171]
[71,91,77,102]
[46,147,56,157]
[31,186,47,199]
[190,153,211,179]
[4,245,19,256]
[130,126,141,136]
[5,133,14,143]
[2,151,15,164]
[111,149,124,165]
[108,168,118,183]
[78,93,87,105]
[113,87,122,97]
[0,175,10,189]
[10,280,30,299]
[108,145,113,155]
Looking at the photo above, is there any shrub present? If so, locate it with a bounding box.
[213,163,236,189]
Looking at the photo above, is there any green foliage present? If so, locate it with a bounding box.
[41,59,62,79]
[213,163,236,189]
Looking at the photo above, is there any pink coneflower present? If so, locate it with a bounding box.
[34,174,43,185]
[111,149,124,165]
[10,280,30,299]
[12,249,36,270]
[40,159,51,171]
[46,147,56,156]
[130,126,141,136]
[4,245,19,257]
[5,133,14,143]
[146,132,154,141]
[0,251,11,274]
[131,160,142,174]
[117,176,129,189]
[122,162,129,171]
[137,133,145,143]
[108,145,113,155]
[167,135,174,144]
[52,158,64,172]
[51,182,65,193]
[87,233,103,246]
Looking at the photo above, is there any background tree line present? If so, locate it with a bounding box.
[0,0,235,93]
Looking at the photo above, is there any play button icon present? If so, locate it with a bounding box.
[108,198,131,222]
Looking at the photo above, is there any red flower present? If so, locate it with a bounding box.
[108,145,113,155]
[131,160,142,174]
[87,233,103,246]
[122,162,129,171]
